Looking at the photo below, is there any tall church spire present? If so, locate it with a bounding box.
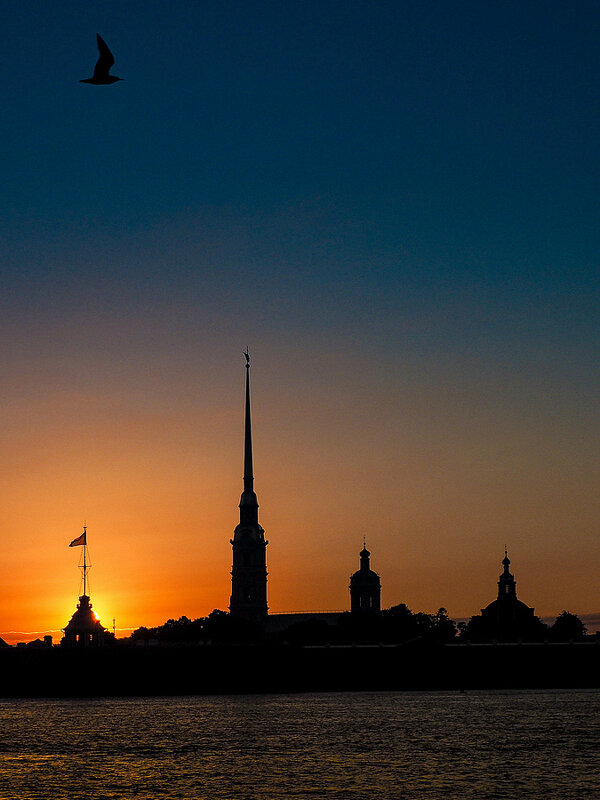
[239,349,259,527]
[230,351,268,623]
[243,349,253,493]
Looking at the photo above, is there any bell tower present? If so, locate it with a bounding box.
[497,547,518,601]
[350,541,381,614]
[229,351,269,623]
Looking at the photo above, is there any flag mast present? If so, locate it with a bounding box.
[82,526,88,596]
[64,526,105,647]
[69,526,89,595]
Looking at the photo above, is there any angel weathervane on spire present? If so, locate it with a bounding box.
[244,348,250,367]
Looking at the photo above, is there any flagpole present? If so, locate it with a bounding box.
[83,526,87,597]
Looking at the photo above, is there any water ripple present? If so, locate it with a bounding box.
[0,691,599,799]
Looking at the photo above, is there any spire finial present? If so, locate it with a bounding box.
[244,347,250,368]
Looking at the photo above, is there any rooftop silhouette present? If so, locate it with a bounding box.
[63,594,106,648]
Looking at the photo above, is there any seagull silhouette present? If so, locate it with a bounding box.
[80,34,123,84]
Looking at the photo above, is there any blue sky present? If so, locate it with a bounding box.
[4,4,600,275]
[3,2,599,349]
[3,1,598,413]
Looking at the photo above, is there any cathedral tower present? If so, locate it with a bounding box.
[229,351,268,623]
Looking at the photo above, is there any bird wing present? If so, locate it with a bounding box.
[93,33,115,78]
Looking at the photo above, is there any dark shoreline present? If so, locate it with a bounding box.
[3,641,600,697]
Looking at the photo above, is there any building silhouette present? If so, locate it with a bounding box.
[463,549,545,642]
[350,543,381,614]
[62,527,108,647]
[62,594,106,648]
[227,355,386,633]
[229,353,269,624]
[481,549,535,626]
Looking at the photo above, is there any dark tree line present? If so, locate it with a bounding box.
[458,610,588,643]
[127,607,589,646]
[130,609,262,644]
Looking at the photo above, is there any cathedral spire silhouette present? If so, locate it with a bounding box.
[229,351,268,623]
[240,348,258,525]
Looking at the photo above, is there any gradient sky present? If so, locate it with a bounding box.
[1,1,599,643]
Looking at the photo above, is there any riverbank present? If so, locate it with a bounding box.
[3,640,600,697]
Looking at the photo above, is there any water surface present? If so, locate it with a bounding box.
[1,690,599,799]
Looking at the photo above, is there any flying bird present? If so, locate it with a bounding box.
[80,34,123,84]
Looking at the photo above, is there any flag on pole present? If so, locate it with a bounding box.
[69,530,87,547]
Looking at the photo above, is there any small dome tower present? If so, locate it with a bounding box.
[480,547,536,629]
[63,594,106,648]
[350,542,381,614]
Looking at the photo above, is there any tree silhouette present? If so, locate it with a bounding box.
[460,612,548,643]
[549,611,587,641]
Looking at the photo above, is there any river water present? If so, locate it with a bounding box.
[0,690,599,799]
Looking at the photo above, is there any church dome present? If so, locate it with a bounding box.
[350,568,380,584]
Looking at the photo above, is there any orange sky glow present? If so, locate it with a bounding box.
[1,348,598,645]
